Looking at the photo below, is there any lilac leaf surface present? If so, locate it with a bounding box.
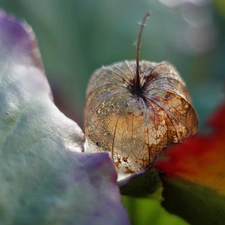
[0,11,130,225]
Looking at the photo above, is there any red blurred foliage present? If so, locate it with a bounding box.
[207,101,225,131]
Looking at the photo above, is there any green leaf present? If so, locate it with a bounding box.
[122,196,189,225]
[0,11,130,225]
[118,164,162,198]
[160,177,225,225]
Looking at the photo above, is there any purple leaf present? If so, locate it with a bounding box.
[0,10,130,225]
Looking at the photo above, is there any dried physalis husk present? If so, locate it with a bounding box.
[84,12,198,175]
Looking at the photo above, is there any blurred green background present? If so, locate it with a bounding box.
[0,0,224,224]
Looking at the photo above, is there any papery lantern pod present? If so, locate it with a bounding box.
[84,12,198,175]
